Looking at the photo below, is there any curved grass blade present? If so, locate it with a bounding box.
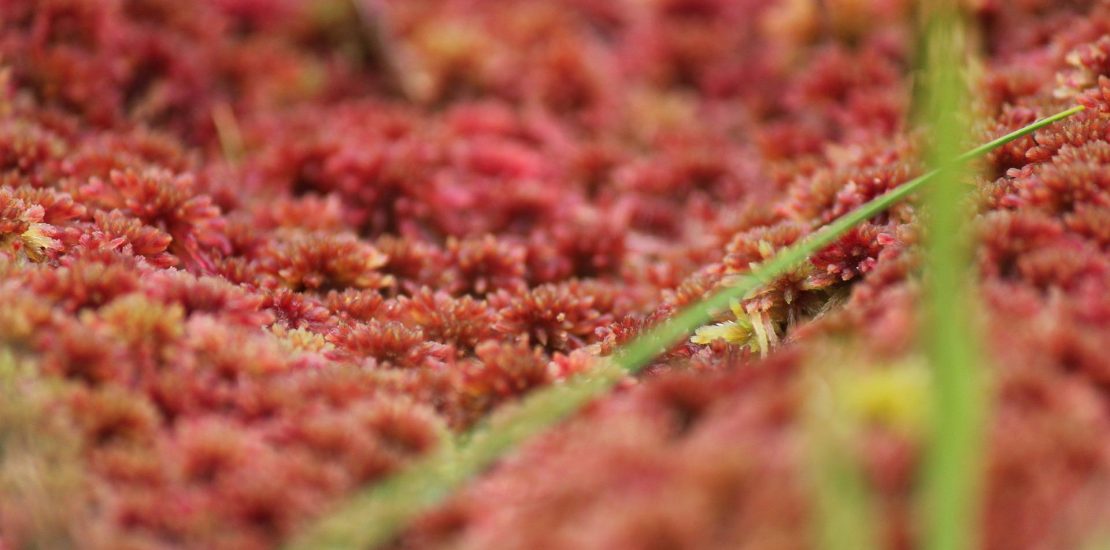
[287,104,1084,550]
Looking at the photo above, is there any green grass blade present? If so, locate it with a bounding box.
[918,7,988,550]
[287,105,1082,550]
[606,107,1080,377]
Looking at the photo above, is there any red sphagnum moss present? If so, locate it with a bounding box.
[0,0,1109,549]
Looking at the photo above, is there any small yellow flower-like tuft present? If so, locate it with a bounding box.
[840,361,930,436]
[271,326,334,354]
[691,321,751,345]
[18,224,61,263]
[691,300,757,351]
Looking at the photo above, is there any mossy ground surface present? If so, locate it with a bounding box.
[2,1,1110,549]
